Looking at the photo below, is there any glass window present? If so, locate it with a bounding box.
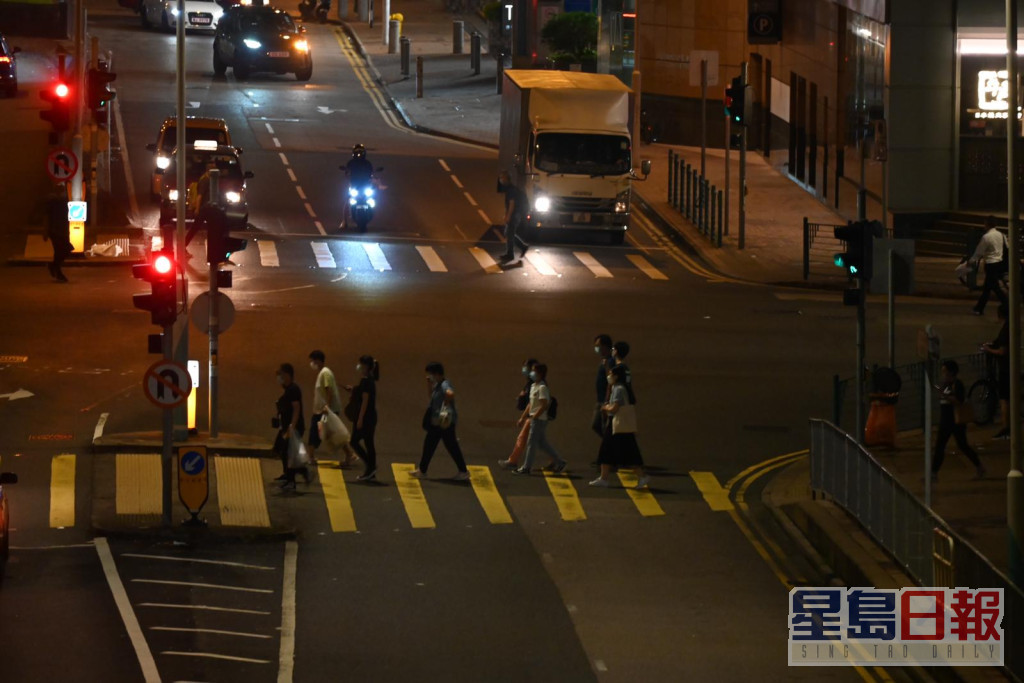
[534,133,631,175]
[161,127,228,152]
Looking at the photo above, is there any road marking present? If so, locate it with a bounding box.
[279,152,289,166]
[295,186,307,201]
[451,174,464,189]
[132,579,273,593]
[392,464,436,529]
[542,473,586,521]
[265,122,275,134]
[273,137,281,148]
[627,254,669,280]
[362,242,392,271]
[139,603,270,615]
[438,159,450,172]
[415,245,447,272]
[121,554,275,570]
[468,247,501,274]
[313,220,327,236]
[319,466,357,532]
[116,453,162,515]
[49,454,76,528]
[311,242,337,268]
[573,251,613,278]
[93,412,109,443]
[286,168,297,182]
[477,209,492,225]
[163,651,271,664]
[215,456,271,527]
[468,466,513,524]
[258,241,280,267]
[725,450,808,490]
[95,538,161,683]
[463,191,478,206]
[491,227,505,241]
[525,251,559,276]
[616,470,665,517]
[278,540,298,683]
[690,471,734,511]
[0,355,28,363]
[303,202,317,218]
[151,626,271,639]
[11,542,95,550]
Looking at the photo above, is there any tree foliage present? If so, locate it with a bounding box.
[540,12,598,61]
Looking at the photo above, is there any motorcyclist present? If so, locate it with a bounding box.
[342,144,375,229]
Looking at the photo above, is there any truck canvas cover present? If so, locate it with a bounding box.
[504,70,631,133]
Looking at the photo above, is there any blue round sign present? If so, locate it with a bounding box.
[181,450,206,476]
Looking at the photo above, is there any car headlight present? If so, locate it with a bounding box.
[170,7,179,15]
[367,198,376,208]
[168,189,179,201]
[156,156,170,170]
[363,187,374,197]
[224,191,241,204]
[244,38,262,49]
[294,39,309,52]
[348,187,359,198]
[534,196,551,212]
[349,197,357,205]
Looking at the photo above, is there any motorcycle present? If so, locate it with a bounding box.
[342,167,383,233]
[298,0,329,23]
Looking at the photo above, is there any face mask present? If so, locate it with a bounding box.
[277,375,284,385]
[310,362,318,370]
[594,346,601,355]
[356,364,363,372]
[529,371,538,381]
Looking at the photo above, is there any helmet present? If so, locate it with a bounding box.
[352,144,366,159]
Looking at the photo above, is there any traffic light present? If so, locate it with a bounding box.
[202,204,248,266]
[133,250,178,327]
[39,80,72,132]
[833,220,884,281]
[87,62,116,122]
[724,76,750,126]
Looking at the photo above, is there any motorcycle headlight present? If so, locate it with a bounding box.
[244,38,262,49]
[156,156,170,170]
[170,7,179,15]
[349,198,357,206]
[294,39,309,52]
[534,196,551,212]
[168,189,179,201]
[364,187,374,197]
[367,198,376,208]
[348,187,359,198]
[224,191,242,204]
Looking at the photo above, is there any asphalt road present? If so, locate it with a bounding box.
[0,4,1008,682]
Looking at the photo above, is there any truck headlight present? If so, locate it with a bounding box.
[156,156,170,170]
[224,191,242,204]
[534,196,551,212]
[614,200,628,213]
[168,189,179,201]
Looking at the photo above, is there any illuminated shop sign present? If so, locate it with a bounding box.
[972,70,1022,119]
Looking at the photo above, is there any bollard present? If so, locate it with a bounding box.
[717,189,723,246]
[705,182,711,234]
[388,19,400,54]
[471,32,481,75]
[400,36,410,76]
[672,157,680,209]
[709,185,716,238]
[684,165,691,218]
[452,20,464,54]
[667,151,674,205]
[699,179,706,232]
[416,56,424,98]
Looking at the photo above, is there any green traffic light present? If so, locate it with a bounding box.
[834,254,845,267]
[849,264,859,274]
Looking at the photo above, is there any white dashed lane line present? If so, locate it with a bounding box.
[314,220,327,236]
[478,209,492,225]
[265,122,275,135]
[304,203,316,218]
[286,168,297,182]
[279,153,289,166]
[463,191,477,206]
[295,186,307,200]
[451,175,464,189]
[273,137,282,148]
[574,251,613,278]
[438,159,450,172]
[415,246,447,272]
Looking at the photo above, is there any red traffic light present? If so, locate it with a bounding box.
[723,95,733,108]
[54,82,70,98]
[153,253,173,275]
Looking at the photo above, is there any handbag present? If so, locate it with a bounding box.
[287,432,310,468]
[612,404,638,434]
[319,407,351,447]
[438,404,453,429]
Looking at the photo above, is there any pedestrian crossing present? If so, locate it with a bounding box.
[225,238,673,281]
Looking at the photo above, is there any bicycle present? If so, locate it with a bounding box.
[967,353,1000,426]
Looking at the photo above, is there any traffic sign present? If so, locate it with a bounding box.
[190,291,236,335]
[46,147,78,183]
[67,201,87,222]
[178,446,209,516]
[69,220,85,253]
[143,359,192,409]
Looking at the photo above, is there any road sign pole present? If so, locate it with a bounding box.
[172,0,190,443]
[208,171,220,438]
[725,109,730,236]
[739,61,748,250]
[161,325,173,527]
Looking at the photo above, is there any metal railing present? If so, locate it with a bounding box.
[809,419,1024,679]
[667,149,723,247]
[802,217,846,281]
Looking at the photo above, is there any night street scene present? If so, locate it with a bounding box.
[2,0,1024,681]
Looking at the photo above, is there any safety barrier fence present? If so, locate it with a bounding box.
[666,149,723,247]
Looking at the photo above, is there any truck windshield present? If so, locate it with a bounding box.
[534,133,631,175]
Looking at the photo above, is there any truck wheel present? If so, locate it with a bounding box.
[610,231,625,246]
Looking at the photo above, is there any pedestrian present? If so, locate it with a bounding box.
[498,358,537,470]
[308,350,351,467]
[591,365,649,489]
[971,216,1008,316]
[592,335,614,437]
[931,360,986,480]
[514,363,567,474]
[412,362,470,481]
[496,170,529,267]
[272,363,310,490]
[345,355,380,481]
[982,303,1011,439]
[610,340,636,403]
[46,183,71,283]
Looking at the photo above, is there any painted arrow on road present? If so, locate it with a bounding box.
[317,106,346,114]
[0,389,34,401]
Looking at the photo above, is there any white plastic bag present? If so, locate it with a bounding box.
[288,432,310,468]
[318,407,351,448]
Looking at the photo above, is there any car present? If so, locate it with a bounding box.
[0,33,21,98]
[213,5,312,81]
[159,143,252,226]
[140,0,224,32]
[0,471,17,578]
[147,116,232,199]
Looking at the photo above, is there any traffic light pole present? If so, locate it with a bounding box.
[738,61,748,250]
[856,283,866,443]
[71,2,86,204]
[161,324,173,527]
[208,171,220,439]
[172,0,190,441]
[724,110,730,237]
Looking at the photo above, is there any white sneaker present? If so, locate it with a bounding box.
[588,477,610,487]
[409,469,426,478]
[497,459,515,469]
[635,476,650,489]
[453,471,470,481]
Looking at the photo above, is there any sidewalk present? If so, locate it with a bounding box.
[340,1,969,298]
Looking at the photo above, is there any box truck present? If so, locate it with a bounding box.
[499,69,650,245]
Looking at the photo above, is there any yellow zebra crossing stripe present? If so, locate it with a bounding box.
[116,453,161,515]
[542,472,586,521]
[616,470,665,517]
[392,464,436,529]
[690,471,734,511]
[214,457,270,528]
[468,466,513,524]
[319,465,357,532]
[49,453,76,528]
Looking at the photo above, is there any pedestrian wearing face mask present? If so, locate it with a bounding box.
[499,358,537,470]
[344,355,380,482]
[593,334,614,436]
[412,362,470,480]
[273,363,310,490]
[609,340,636,404]
[308,350,352,467]
[515,364,567,475]
[591,365,649,488]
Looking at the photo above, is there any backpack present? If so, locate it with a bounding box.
[547,395,558,420]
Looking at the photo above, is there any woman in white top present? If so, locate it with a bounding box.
[515,364,567,474]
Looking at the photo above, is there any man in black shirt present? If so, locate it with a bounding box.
[497,170,529,265]
[274,363,308,489]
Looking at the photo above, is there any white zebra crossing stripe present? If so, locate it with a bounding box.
[362,243,392,271]
[573,252,613,278]
[468,247,501,274]
[415,246,447,272]
[627,254,668,280]
[311,242,336,268]
[257,241,279,267]
[525,251,559,276]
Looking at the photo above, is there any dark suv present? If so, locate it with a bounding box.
[0,32,20,98]
[213,6,312,81]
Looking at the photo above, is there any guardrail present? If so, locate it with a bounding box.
[666,149,723,247]
[809,419,1024,678]
[802,217,846,281]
